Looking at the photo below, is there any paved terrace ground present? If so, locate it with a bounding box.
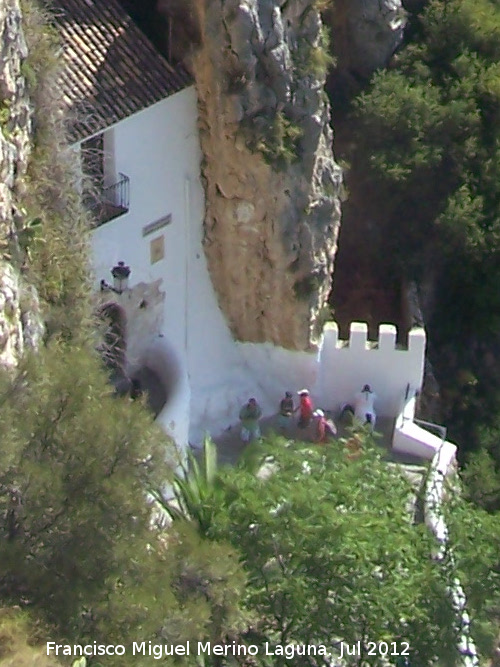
[209,414,422,467]
[198,414,428,521]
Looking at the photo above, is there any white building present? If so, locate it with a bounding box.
[51,0,447,462]
[51,0,262,448]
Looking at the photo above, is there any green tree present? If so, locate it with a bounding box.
[462,442,500,512]
[0,343,248,664]
[352,0,500,449]
[0,342,168,634]
[0,607,63,666]
[167,435,471,665]
[445,488,500,656]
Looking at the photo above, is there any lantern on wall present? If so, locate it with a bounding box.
[111,261,131,294]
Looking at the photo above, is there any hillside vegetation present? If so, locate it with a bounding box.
[1,0,500,665]
[349,0,500,507]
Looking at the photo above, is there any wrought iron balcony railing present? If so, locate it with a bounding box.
[88,173,130,226]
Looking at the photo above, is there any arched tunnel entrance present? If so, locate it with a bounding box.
[96,301,190,446]
[129,366,167,417]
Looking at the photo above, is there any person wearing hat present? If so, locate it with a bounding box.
[297,389,314,429]
[354,384,377,428]
[278,391,295,432]
[313,409,337,443]
[239,397,262,442]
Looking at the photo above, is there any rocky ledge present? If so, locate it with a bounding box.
[192,0,343,349]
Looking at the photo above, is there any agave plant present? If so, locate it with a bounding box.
[72,658,87,667]
[151,437,222,536]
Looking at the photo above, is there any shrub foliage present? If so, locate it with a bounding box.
[353,0,500,453]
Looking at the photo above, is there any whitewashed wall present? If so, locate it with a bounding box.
[186,318,427,443]
[85,87,428,449]
[318,322,426,417]
[90,89,196,355]
[87,89,201,448]
[233,323,426,422]
[183,177,268,442]
[236,342,320,410]
[86,87,264,446]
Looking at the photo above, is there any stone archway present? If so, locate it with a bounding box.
[96,295,189,445]
[128,336,182,420]
[97,301,131,395]
[128,336,190,446]
[129,365,167,417]
[96,301,171,416]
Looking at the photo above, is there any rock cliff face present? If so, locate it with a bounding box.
[327,0,406,80]
[0,0,41,368]
[191,0,342,349]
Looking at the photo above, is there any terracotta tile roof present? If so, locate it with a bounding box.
[45,0,193,142]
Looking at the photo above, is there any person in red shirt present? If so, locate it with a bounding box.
[297,389,314,428]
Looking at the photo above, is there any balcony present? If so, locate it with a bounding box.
[88,173,130,226]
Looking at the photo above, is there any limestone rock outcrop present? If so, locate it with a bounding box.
[0,0,30,238]
[327,0,406,79]
[0,0,42,368]
[192,0,342,349]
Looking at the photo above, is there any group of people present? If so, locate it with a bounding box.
[239,384,377,445]
[239,385,377,444]
[278,389,337,442]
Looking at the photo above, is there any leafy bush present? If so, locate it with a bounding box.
[0,343,172,633]
[0,607,62,665]
[169,434,479,665]
[353,0,500,448]
[241,110,303,169]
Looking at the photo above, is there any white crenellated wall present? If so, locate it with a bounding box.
[318,322,426,417]
[187,321,427,444]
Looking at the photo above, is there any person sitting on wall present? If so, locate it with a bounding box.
[239,397,262,443]
[297,389,314,429]
[313,409,337,443]
[354,384,377,428]
[278,391,295,432]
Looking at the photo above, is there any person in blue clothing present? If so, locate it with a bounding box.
[239,397,262,442]
[278,391,295,431]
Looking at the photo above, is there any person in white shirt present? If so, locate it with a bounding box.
[354,384,377,428]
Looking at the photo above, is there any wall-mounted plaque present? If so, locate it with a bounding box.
[142,213,172,237]
[150,235,165,264]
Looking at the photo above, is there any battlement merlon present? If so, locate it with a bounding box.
[349,322,368,351]
[318,322,427,418]
[322,321,426,352]
[378,324,397,351]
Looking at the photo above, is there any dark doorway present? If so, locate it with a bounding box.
[118,0,172,62]
[131,366,168,417]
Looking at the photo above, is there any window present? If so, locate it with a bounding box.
[81,131,129,226]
